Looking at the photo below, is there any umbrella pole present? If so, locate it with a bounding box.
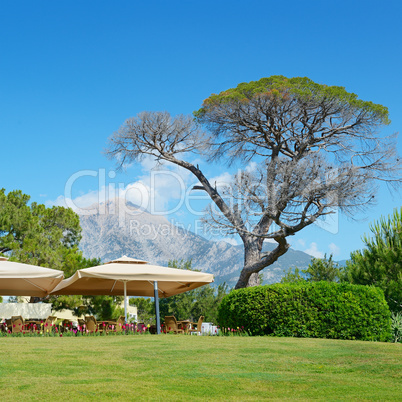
[154,281,161,335]
[124,281,128,324]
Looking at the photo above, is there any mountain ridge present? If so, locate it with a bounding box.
[79,199,315,287]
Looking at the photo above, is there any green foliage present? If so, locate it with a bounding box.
[304,254,343,282]
[345,207,402,312]
[0,188,102,305]
[47,256,101,310]
[280,267,306,283]
[50,295,83,312]
[195,76,390,124]
[79,295,124,320]
[218,282,391,341]
[50,292,124,320]
[156,259,228,323]
[158,282,228,324]
[129,297,155,324]
[50,293,123,321]
[0,188,94,276]
[391,312,402,343]
[281,255,343,284]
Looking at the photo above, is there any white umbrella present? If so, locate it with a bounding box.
[0,257,64,297]
[51,256,214,332]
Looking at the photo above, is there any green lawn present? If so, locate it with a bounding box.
[0,335,400,400]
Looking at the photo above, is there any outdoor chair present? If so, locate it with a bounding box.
[11,315,25,333]
[45,315,57,326]
[85,316,102,333]
[164,316,184,334]
[42,316,57,333]
[188,316,204,335]
[115,315,125,332]
[77,318,85,332]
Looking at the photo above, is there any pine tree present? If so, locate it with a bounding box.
[346,208,402,312]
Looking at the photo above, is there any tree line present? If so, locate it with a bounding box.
[0,189,226,320]
[1,187,401,317]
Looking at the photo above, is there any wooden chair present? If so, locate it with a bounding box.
[42,316,57,334]
[76,318,85,333]
[164,316,184,334]
[115,316,125,332]
[85,316,102,333]
[45,315,57,326]
[188,316,204,335]
[11,316,25,333]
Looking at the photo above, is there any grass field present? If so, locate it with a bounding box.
[0,335,400,401]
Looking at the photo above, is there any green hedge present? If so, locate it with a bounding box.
[217,282,391,341]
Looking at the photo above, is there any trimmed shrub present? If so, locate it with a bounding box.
[217,282,391,341]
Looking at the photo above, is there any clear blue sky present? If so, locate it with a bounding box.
[1,1,401,260]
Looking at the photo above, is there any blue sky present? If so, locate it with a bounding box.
[1,1,401,261]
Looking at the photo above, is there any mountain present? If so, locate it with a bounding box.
[79,200,314,287]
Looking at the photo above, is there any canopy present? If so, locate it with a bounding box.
[51,256,214,298]
[0,257,64,297]
[50,256,214,330]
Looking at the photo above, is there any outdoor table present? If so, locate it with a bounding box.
[102,320,117,325]
[24,320,42,332]
[25,319,41,324]
[100,320,118,331]
[58,319,74,332]
[177,320,192,333]
[25,320,42,325]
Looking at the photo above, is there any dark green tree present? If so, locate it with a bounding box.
[345,207,402,312]
[191,282,228,324]
[0,188,100,305]
[0,188,93,274]
[280,267,305,283]
[107,76,401,289]
[281,255,344,283]
[129,297,155,324]
[78,295,124,321]
[304,254,342,282]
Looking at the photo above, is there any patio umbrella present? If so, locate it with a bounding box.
[50,255,214,333]
[0,257,64,297]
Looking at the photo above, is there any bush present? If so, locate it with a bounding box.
[217,282,391,341]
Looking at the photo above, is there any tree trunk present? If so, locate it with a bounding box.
[235,236,290,289]
[235,239,263,288]
[247,272,260,287]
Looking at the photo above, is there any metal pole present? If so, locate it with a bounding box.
[154,281,161,334]
[124,281,128,324]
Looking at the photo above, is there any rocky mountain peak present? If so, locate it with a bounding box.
[79,198,314,287]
